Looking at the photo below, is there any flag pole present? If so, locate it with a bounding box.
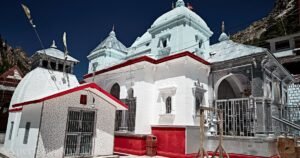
[21,4,46,51]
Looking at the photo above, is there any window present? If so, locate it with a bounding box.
[158,36,170,48]
[92,62,98,72]
[9,121,14,140]
[23,122,31,144]
[275,40,290,51]
[198,40,203,48]
[50,61,56,70]
[162,39,167,48]
[65,65,71,73]
[166,97,172,114]
[58,64,64,72]
[42,60,48,68]
[195,97,201,115]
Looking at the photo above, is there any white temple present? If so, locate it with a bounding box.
[84,0,295,157]
[4,42,128,158]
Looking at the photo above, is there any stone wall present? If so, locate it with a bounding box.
[288,83,300,106]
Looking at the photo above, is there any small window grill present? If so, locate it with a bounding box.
[64,110,95,156]
[166,97,172,114]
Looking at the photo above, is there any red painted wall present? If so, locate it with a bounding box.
[152,127,186,158]
[114,135,146,155]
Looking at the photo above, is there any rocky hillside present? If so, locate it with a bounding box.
[232,0,300,46]
[0,37,31,75]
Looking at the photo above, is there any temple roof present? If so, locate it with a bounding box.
[150,0,212,35]
[90,29,128,55]
[10,67,79,108]
[208,40,267,63]
[131,32,151,47]
[36,41,79,62]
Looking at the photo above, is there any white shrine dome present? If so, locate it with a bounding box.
[150,0,212,34]
[10,67,79,108]
[36,41,79,62]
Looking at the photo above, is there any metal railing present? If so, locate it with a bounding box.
[281,105,300,135]
[215,98,256,137]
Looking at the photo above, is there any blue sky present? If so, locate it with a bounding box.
[0,0,275,80]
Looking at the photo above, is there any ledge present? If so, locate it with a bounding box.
[114,132,147,138]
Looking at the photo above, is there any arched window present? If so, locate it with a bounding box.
[127,88,134,99]
[110,83,120,99]
[198,39,203,48]
[166,97,172,114]
[110,83,121,131]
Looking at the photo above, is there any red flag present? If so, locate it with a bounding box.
[187,3,193,10]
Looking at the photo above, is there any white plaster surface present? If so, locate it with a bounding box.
[10,67,79,108]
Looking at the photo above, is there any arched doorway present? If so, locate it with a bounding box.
[215,73,250,100]
[110,83,122,131]
[215,74,254,136]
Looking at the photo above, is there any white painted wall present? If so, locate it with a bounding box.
[14,103,42,158]
[4,112,22,151]
[149,24,211,58]
[86,57,210,135]
[4,103,42,158]
[35,89,116,158]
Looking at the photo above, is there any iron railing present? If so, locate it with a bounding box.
[216,98,256,137]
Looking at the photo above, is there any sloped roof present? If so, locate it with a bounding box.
[208,40,267,63]
[131,32,152,48]
[90,30,128,55]
[0,65,23,79]
[11,83,128,111]
[36,47,79,62]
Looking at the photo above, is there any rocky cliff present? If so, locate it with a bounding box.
[232,0,300,46]
[0,36,31,75]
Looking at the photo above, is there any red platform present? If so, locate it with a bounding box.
[113,127,280,158]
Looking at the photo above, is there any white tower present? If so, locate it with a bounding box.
[87,27,128,73]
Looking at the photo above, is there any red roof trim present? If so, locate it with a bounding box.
[0,65,23,79]
[9,107,23,112]
[83,51,211,79]
[12,83,128,109]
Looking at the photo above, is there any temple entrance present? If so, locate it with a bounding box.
[64,109,96,156]
[215,74,255,136]
[216,74,250,100]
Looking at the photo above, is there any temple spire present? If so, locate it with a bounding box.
[222,21,225,33]
[51,40,57,48]
[218,21,229,42]
[110,25,116,37]
[176,0,185,7]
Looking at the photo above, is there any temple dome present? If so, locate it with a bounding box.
[150,3,211,34]
[9,67,79,108]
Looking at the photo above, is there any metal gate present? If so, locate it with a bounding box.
[64,109,96,157]
[216,98,256,137]
[126,98,136,132]
[115,98,136,132]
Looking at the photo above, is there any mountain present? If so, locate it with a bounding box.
[0,36,31,75]
[232,0,300,46]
